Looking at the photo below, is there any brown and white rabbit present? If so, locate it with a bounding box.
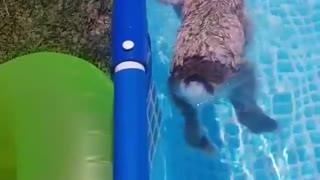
[161,0,278,155]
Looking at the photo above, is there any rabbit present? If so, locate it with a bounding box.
[163,0,278,155]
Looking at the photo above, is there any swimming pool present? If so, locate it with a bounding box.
[147,0,320,179]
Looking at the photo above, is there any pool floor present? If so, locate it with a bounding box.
[147,0,320,179]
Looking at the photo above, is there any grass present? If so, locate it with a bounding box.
[0,0,112,73]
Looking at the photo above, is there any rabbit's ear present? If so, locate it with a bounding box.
[158,0,184,5]
[173,4,183,18]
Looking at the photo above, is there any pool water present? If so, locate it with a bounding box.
[147,0,320,179]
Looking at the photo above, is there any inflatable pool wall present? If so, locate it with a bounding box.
[112,0,152,179]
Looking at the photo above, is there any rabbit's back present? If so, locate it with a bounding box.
[171,0,245,72]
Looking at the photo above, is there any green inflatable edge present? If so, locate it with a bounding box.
[0,52,113,180]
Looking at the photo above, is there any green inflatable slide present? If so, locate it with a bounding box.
[0,52,113,180]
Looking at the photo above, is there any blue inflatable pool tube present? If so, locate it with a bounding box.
[111,0,152,179]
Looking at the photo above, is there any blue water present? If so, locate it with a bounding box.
[147,0,320,179]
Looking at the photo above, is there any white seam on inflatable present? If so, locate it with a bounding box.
[114,61,145,72]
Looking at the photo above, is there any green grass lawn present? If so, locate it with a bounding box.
[0,0,112,73]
